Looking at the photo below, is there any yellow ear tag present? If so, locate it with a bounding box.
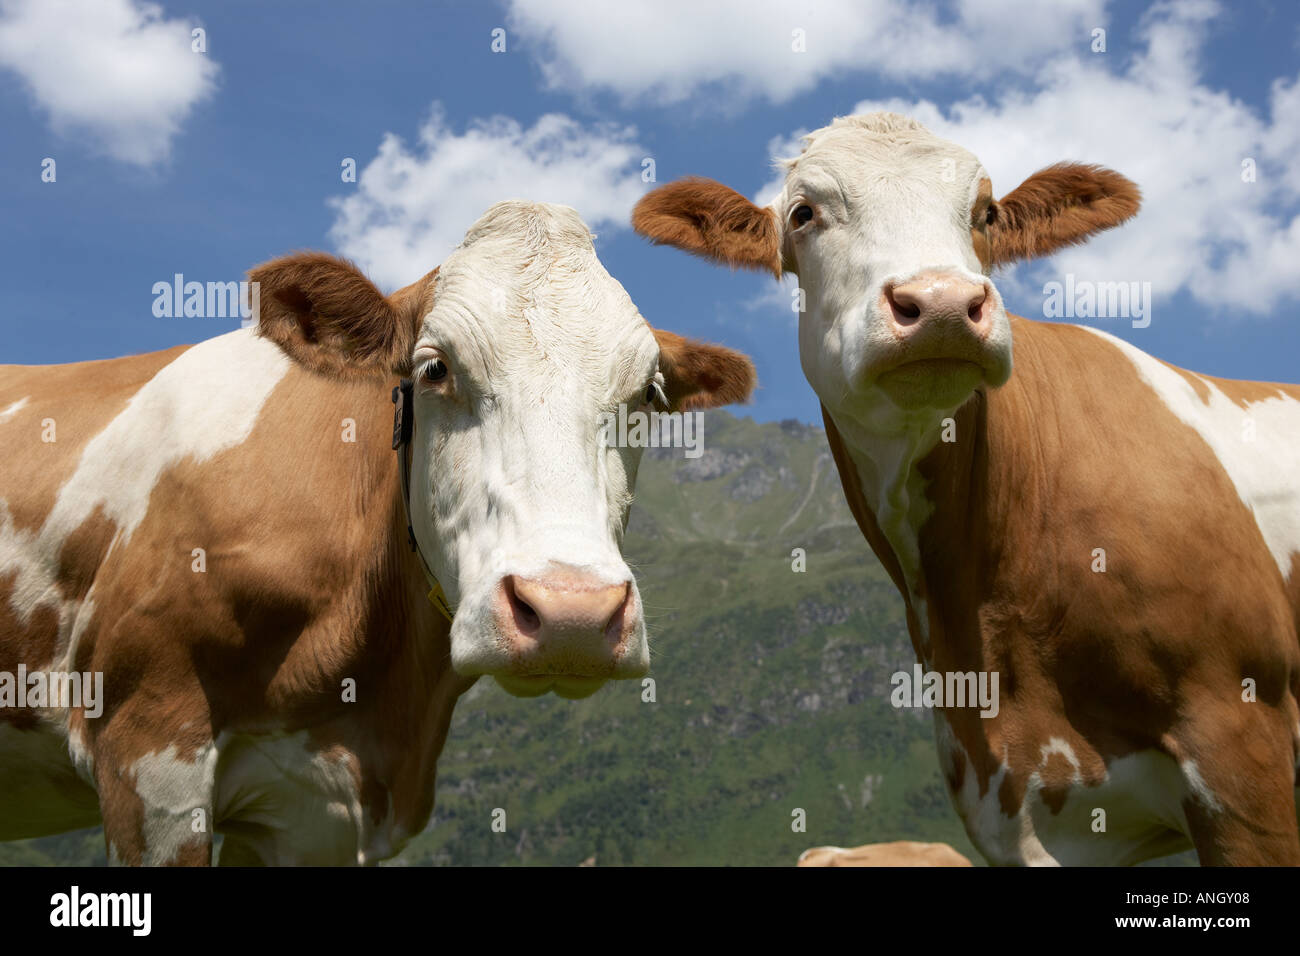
[427,579,454,622]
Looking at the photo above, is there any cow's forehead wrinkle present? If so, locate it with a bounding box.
[781,124,984,207]
[422,246,652,396]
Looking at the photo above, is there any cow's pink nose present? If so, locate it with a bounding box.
[499,571,633,661]
[885,275,991,333]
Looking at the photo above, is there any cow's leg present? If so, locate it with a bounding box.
[94,734,217,867]
[1168,700,1300,866]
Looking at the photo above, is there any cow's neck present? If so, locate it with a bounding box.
[214,368,472,842]
[821,353,1031,668]
[299,390,471,837]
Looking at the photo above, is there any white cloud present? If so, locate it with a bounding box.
[0,0,218,166]
[506,0,1106,107]
[753,0,1300,317]
[327,106,647,290]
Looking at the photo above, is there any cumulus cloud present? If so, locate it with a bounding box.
[327,106,647,290]
[0,0,218,166]
[752,0,1300,317]
[506,0,1105,107]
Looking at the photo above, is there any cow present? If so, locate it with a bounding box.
[0,200,756,865]
[797,841,972,867]
[633,112,1300,866]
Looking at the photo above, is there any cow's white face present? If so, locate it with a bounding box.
[254,201,755,700]
[770,117,1012,427]
[408,203,658,698]
[634,110,1139,437]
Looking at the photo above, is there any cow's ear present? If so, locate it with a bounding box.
[250,252,434,377]
[989,163,1140,267]
[633,178,782,277]
[653,329,757,411]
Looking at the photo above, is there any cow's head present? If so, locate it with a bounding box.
[633,112,1139,427]
[251,201,755,699]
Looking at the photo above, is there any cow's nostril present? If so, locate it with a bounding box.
[967,290,988,323]
[505,576,541,635]
[885,283,922,323]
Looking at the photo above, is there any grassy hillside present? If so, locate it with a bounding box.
[1,411,1193,866]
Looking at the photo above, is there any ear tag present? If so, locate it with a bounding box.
[428,580,454,623]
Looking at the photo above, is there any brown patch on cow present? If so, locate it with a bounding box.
[251,252,435,378]
[56,505,117,606]
[997,771,1023,817]
[1164,362,1213,403]
[0,506,118,730]
[632,177,782,277]
[653,329,758,411]
[1161,360,1300,411]
[989,163,1141,266]
[0,569,59,730]
[1194,370,1300,411]
[1038,749,1078,815]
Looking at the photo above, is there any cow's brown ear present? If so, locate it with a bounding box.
[250,251,434,377]
[989,163,1140,267]
[653,329,757,411]
[633,178,782,277]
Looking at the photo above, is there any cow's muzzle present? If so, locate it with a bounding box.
[489,566,646,699]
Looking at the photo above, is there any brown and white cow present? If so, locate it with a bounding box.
[634,113,1300,866]
[0,200,755,865]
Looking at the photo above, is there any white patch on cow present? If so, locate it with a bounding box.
[934,712,1194,866]
[837,420,939,653]
[0,397,29,424]
[211,730,380,866]
[48,328,290,545]
[1179,759,1224,815]
[2,329,288,631]
[1080,325,1300,580]
[128,741,219,866]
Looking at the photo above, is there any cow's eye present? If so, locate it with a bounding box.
[792,205,814,226]
[644,383,657,405]
[423,359,448,383]
[985,203,997,226]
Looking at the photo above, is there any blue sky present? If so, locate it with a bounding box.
[2,0,1297,424]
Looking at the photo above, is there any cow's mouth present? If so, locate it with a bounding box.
[493,674,608,700]
[874,357,986,408]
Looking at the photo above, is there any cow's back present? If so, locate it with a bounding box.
[1064,322,1300,636]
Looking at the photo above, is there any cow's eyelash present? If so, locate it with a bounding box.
[648,372,667,407]
[415,356,451,387]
